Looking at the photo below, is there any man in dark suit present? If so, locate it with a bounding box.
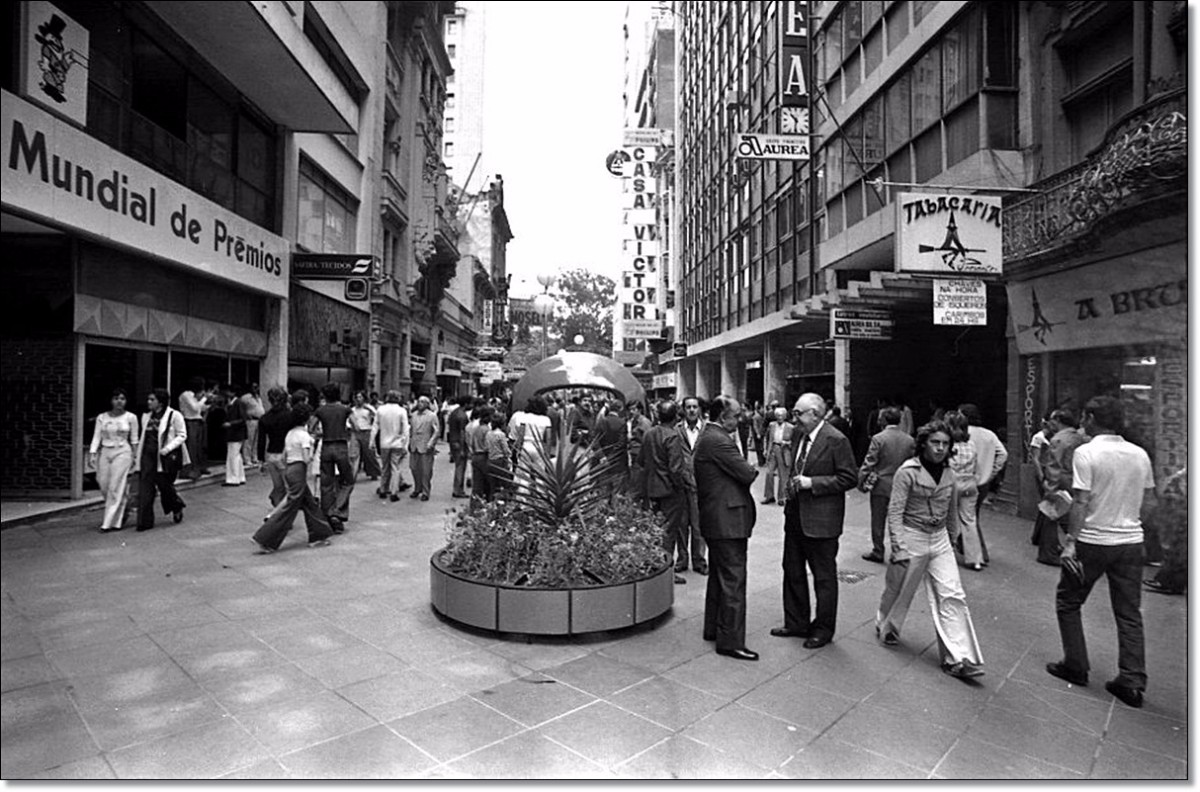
[693,395,760,661]
[858,406,916,563]
[675,397,708,575]
[772,392,858,649]
[639,400,693,585]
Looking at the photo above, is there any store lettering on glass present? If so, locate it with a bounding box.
[1074,279,1188,320]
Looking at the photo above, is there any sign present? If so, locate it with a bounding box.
[614,350,644,365]
[2,91,290,298]
[778,0,810,136]
[651,372,676,390]
[735,132,810,161]
[481,299,494,336]
[830,308,894,340]
[933,279,987,325]
[436,353,462,377]
[344,277,368,301]
[292,253,374,279]
[474,345,505,360]
[1005,245,1186,355]
[409,354,427,373]
[623,128,664,147]
[605,149,629,178]
[622,319,664,339]
[22,2,89,126]
[895,192,1003,275]
[478,361,503,379]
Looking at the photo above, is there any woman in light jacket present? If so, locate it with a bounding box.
[875,420,984,680]
[88,388,139,531]
[136,388,190,531]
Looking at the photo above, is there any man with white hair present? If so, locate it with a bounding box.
[761,406,795,505]
[408,395,440,501]
[772,392,857,649]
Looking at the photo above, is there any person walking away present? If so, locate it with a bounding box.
[348,391,381,481]
[676,396,709,574]
[626,400,652,501]
[639,400,693,584]
[876,421,985,679]
[135,388,188,531]
[693,395,760,660]
[205,387,228,464]
[373,390,411,501]
[761,407,795,505]
[1036,408,1087,566]
[408,395,440,501]
[252,402,333,553]
[485,411,512,498]
[858,406,915,563]
[467,405,495,501]
[314,384,354,533]
[89,388,139,532]
[447,396,471,498]
[179,377,209,479]
[222,385,248,486]
[943,410,983,570]
[1046,396,1155,709]
[240,383,265,468]
[751,404,767,467]
[257,387,293,512]
[957,403,1008,564]
[772,392,857,649]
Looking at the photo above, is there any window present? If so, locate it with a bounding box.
[297,159,357,254]
[911,45,940,132]
[445,117,455,133]
[131,32,187,139]
[445,141,454,158]
[913,126,942,182]
[942,11,981,112]
[447,44,456,59]
[446,92,456,109]
[446,17,458,37]
[884,72,911,153]
[984,3,1016,87]
[945,97,980,167]
[1060,16,1134,158]
[886,1,910,53]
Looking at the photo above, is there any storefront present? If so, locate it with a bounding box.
[1005,243,1186,515]
[287,283,370,401]
[1,90,288,498]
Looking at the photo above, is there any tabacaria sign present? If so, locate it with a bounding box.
[1,90,289,298]
[895,192,1002,276]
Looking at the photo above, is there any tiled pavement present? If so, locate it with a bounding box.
[1,455,1188,779]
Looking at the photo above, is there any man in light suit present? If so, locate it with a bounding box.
[693,395,760,661]
[761,407,795,505]
[772,392,858,648]
[858,406,916,563]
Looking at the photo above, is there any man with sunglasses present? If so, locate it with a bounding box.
[772,393,857,649]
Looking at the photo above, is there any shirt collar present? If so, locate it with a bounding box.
[805,420,825,444]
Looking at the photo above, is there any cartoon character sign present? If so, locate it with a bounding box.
[23,3,90,124]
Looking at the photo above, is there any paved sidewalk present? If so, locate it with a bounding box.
[1,457,1187,779]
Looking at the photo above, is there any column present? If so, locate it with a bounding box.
[834,338,850,412]
[764,336,788,406]
[262,296,289,391]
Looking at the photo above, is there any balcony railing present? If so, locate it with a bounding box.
[1004,87,1186,261]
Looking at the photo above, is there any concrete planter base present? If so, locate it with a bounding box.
[430,550,674,636]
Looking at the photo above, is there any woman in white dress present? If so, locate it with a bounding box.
[88,388,139,531]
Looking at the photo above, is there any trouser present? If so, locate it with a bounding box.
[450,441,468,495]
[954,480,983,565]
[683,490,706,567]
[137,451,184,530]
[628,462,647,501]
[1035,514,1065,565]
[762,445,787,501]
[652,493,689,562]
[782,528,839,639]
[319,441,354,523]
[97,446,133,530]
[253,462,333,550]
[263,452,288,507]
[349,428,381,479]
[225,441,246,484]
[876,525,983,666]
[973,486,991,563]
[869,493,890,557]
[471,452,491,500]
[704,538,748,652]
[753,434,765,466]
[379,448,408,495]
[410,450,435,496]
[488,461,512,498]
[184,418,207,477]
[1056,541,1146,690]
[242,420,260,466]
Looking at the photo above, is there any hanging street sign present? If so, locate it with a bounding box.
[830,308,894,340]
[292,253,375,279]
[895,192,1003,275]
[734,132,810,161]
[933,279,988,325]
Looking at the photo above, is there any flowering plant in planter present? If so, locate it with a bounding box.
[440,437,668,587]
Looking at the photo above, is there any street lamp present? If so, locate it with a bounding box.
[533,273,557,361]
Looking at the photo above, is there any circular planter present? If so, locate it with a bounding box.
[430,550,675,635]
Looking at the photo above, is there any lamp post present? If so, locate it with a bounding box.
[533,272,557,361]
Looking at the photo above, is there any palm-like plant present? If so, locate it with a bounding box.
[504,434,625,528]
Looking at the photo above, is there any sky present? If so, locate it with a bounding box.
[481,2,633,299]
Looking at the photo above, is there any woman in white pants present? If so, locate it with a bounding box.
[88,388,139,531]
[876,421,984,680]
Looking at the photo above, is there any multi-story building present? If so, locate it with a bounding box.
[2,0,358,497]
[441,0,486,192]
[675,1,1020,460]
[1000,1,1187,515]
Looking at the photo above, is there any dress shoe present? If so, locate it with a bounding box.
[396,482,411,492]
[702,633,716,642]
[1105,679,1144,708]
[420,493,429,501]
[389,494,400,503]
[673,575,687,584]
[329,518,345,535]
[172,509,184,524]
[452,492,469,498]
[308,539,332,548]
[675,562,688,573]
[861,551,884,563]
[943,661,985,679]
[377,489,387,499]
[410,491,421,498]
[693,562,709,575]
[1144,579,1184,595]
[803,635,831,649]
[716,647,759,661]
[1045,661,1088,687]
[770,627,809,638]
[760,497,775,504]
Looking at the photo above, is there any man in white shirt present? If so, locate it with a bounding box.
[958,403,1009,564]
[1046,396,1155,709]
[372,390,411,501]
[179,376,210,479]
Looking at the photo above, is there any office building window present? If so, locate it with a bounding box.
[297,159,357,254]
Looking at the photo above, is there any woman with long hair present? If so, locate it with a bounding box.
[135,388,189,531]
[88,388,139,531]
[944,410,985,571]
[876,420,984,680]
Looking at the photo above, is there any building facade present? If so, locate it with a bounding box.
[2,0,356,497]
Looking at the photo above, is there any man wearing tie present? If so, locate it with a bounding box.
[772,392,858,648]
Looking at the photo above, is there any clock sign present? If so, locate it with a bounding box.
[781,106,809,135]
